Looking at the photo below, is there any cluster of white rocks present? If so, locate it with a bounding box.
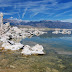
[0,25,47,41]
[0,22,46,55]
[1,40,45,55]
[21,44,45,55]
[33,30,47,36]
[52,29,71,34]
[2,41,24,50]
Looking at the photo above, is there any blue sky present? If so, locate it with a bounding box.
[0,0,72,22]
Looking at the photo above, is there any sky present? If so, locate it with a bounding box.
[0,0,72,22]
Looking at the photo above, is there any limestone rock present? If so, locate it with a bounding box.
[21,44,45,55]
[2,42,24,50]
[21,45,32,55]
[31,44,45,54]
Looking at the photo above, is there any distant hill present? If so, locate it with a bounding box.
[3,19,72,29]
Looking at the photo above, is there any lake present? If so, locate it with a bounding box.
[0,30,72,72]
[21,30,72,54]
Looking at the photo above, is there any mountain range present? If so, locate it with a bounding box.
[3,19,72,29]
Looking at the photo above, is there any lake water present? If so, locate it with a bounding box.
[21,30,72,54]
[0,30,72,72]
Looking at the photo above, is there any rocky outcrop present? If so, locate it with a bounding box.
[0,23,46,55]
[0,15,46,55]
[33,30,47,36]
[21,44,45,55]
[52,29,71,34]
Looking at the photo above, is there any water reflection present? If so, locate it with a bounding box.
[21,30,72,52]
[39,30,72,38]
[0,30,72,72]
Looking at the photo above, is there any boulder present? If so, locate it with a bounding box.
[52,30,59,34]
[33,30,40,36]
[12,27,21,34]
[21,44,45,55]
[7,40,15,45]
[0,36,9,42]
[33,30,47,36]
[21,45,32,55]
[31,44,45,54]
[2,42,24,50]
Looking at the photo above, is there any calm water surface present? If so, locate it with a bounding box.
[21,30,72,54]
[0,30,72,72]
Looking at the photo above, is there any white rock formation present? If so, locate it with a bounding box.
[21,44,45,55]
[2,42,11,49]
[61,30,71,34]
[0,13,46,56]
[7,40,15,45]
[12,27,21,34]
[52,29,71,35]
[2,42,24,50]
[52,30,59,34]
[21,45,32,55]
[31,44,44,54]
[0,36,9,42]
[67,31,71,34]
[33,30,47,36]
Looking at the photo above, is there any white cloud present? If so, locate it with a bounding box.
[56,2,72,10]
[17,12,20,19]
[10,16,13,19]
[54,10,72,17]
[0,12,16,15]
[61,19,72,23]
[30,12,39,18]
[9,17,30,23]
[0,0,72,20]
[22,8,28,18]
